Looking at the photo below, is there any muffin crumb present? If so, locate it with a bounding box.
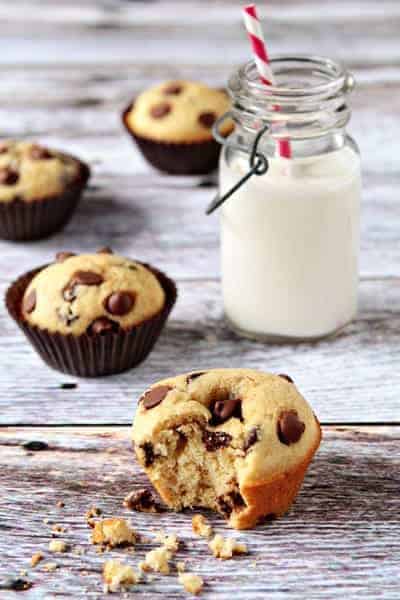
[178,572,204,595]
[91,518,136,548]
[49,540,68,553]
[103,559,138,593]
[192,514,213,538]
[30,552,44,567]
[42,562,58,572]
[141,547,171,574]
[208,534,247,560]
[123,488,164,513]
[155,530,179,552]
[176,561,186,573]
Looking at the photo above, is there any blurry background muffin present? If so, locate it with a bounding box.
[0,141,89,241]
[123,80,233,175]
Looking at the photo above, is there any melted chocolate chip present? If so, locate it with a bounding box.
[198,111,216,128]
[202,429,232,451]
[150,102,171,119]
[56,252,76,263]
[22,440,48,451]
[211,396,242,425]
[140,442,156,467]
[217,489,245,517]
[0,167,19,185]
[124,488,164,513]
[163,83,183,95]
[105,291,135,316]
[29,145,52,160]
[278,410,305,445]
[87,317,119,336]
[243,427,259,452]
[0,578,32,591]
[22,290,36,314]
[71,271,103,286]
[228,490,246,509]
[186,371,206,384]
[217,496,233,518]
[278,373,294,383]
[141,385,172,410]
[97,246,113,254]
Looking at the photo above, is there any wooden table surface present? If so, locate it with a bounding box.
[0,1,399,598]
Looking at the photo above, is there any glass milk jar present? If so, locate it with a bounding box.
[216,56,361,342]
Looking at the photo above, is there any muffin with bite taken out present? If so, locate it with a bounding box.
[0,140,89,241]
[6,248,177,377]
[122,81,233,175]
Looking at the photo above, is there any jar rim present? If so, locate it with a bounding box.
[230,55,353,102]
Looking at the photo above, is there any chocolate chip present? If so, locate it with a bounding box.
[71,271,103,286]
[217,496,233,518]
[228,490,246,509]
[123,488,164,513]
[217,489,245,517]
[150,102,171,119]
[56,252,75,263]
[211,397,242,425]
[187,371,206,384]
[105,291,135,316]
[278,373,294,383]
[29,145,52,160]
[140,442,156,467]
[202,430,232,451]
[278,410,305,445]
[22,290,36,314]
[97,246,113,254]
[198,111,216,128]
[141,385,172,410]
[0,167,19,185]
[87,317,119,336]
[243,427,259,452]
[163,83,183,95]
[22,440,48,451]
[0,578,32,591]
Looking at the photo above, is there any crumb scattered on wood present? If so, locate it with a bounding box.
[49,540,68,553]
[192,514,213,538]
[155,530,179,552]
[140,547,172,575]
[208,534,247,560]
[56,500,65,508]
[42,562,58,572]
[30,552,44,567]
[103,559,139,593]
[178,572,204,595]
[123,488,164,513]
[51,524,66,536]
[91,518,137,548]
[176,561,186,573]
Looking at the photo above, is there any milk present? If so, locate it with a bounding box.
[220,146,361,340]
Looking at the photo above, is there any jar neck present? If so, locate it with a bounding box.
[228,55,354,142]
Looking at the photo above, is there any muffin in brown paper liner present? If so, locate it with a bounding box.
[5,262,177,377]
[122,102,226,176]
[0,160,90,242]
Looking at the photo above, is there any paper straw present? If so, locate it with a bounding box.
[243,4,292,158]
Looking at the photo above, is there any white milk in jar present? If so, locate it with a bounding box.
[215,56,361,341]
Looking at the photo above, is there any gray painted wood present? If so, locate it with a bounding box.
[0,426,399,599]
[2,277,400,425]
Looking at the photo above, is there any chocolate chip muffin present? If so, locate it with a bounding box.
[0,140,89,240]
[132,369,321,530]
[6,249,177,377]
[122,81,233,175]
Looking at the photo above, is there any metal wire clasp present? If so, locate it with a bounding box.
[206,112,270,215]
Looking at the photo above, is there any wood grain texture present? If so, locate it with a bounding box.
[1,277,400,426]
[0,426,399,599]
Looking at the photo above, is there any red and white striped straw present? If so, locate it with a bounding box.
[242,3,291,158]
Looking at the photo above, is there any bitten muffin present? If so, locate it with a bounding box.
[0,140,89,240]
[6,249,177,376]
[132,369,321,530]
[122,81,233,175]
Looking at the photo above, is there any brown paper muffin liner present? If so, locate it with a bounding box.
[122,103,223,176]
[0,160,90,241]
[5,262,177,377]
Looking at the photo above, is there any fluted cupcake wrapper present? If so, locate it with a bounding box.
[5,263,177,377]
[122,103,222,176]
[0,161,90,241]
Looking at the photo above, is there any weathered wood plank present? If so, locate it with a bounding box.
[0,426,399,598]
[1,278,399,426]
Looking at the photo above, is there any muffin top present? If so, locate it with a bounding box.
[22,250,166,336]
[125,81,233,143]
[133,369,321,488]
[0,141,81,204]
